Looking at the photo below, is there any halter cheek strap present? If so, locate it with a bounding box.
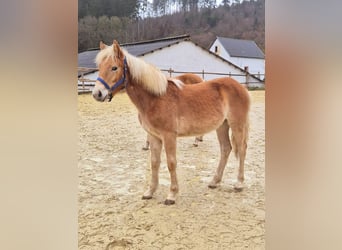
[96,57,128,92]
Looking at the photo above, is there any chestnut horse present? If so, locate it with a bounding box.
[92,40,250,205]
[142,73,204,150]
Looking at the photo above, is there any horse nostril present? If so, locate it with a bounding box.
[98,91,102,98]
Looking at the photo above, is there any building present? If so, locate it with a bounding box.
[78,35,264,91]
[209,36,265,80]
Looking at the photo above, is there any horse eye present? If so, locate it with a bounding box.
[112,66,118,71]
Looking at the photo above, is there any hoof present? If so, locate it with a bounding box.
[164,199,175,205]
[234,182,244,192]
[193,143,198,147]
[142,195,152,200]
[142,147,149,151]
[208,184,218,189]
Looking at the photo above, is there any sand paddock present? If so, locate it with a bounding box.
[78,90,265,249]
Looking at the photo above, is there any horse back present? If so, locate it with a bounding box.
[175,73,203,85]
[176,77,250,124]
[178,77,249,109]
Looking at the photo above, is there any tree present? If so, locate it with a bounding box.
[78,16,99,51]
[78,0,140,18]
[78,0,265,52]
[221,0,230,7]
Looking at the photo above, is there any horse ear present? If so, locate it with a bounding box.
[113,40,124,59]
[99,41,107,50]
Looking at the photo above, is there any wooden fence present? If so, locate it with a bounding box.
[78,67,264,94]
[78,67,97,94]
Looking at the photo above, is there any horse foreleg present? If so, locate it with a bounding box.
[163,134,178,205]
[209,120,231,188]
[142,134,162,199]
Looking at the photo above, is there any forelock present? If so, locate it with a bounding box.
[95,46,114,67]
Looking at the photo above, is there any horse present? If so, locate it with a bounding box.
[92,40,250,205]
[142,73,204,150]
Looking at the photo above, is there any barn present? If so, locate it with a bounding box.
[78,35,264,92]
[209,36,265,80]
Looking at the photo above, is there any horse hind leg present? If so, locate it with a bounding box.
[142,134,162,199]
[208,120,231,188]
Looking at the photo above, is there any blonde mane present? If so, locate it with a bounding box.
[95,47,113,70]
[95,46,169,95]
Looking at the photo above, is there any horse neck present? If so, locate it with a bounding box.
[123,53,167,112]
[125,75,154,113]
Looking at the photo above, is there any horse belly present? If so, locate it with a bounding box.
[139,113,177,139]
[176,115,224,137]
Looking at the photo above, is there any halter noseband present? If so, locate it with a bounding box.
[96,57,128,95]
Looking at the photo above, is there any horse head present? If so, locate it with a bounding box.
[92,40,127,102]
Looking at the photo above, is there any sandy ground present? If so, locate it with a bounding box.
[78,90,265,249]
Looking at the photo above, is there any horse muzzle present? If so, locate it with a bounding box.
[92,86,111,102]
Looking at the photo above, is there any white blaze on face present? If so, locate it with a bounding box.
[92,81,109,102]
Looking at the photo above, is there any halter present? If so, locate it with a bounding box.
[96,57,128,93]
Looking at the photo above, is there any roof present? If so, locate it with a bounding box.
[78,50,99,69]
[78,35,190,72]
[215,37,264,59]
[78,50,99,76]
[122,34,190,56]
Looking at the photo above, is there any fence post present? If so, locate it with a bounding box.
[244,66,250,87]
[169,68,172,77]
[81,72,85,90]
[202,69,205,80]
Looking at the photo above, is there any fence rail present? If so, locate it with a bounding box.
[78,67,264,93]
[161,68,250,77]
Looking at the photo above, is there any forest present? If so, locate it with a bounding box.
[78,0,264,52]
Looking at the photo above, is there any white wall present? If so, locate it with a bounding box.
[209,39,265,79]
[209,39,232,61]
[142,41,256,83]
[229,57,265,79]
